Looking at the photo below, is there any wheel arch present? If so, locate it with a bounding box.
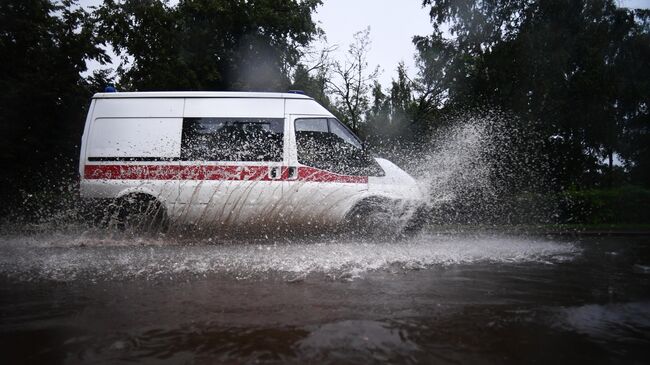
[116,187,165,203]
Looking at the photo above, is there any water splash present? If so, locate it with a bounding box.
[400,110,553,225]
[0,233,579,282]
[412,117,494,205]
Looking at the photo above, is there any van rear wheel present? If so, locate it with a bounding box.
[109,194,168,233]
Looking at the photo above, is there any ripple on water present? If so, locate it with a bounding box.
[554,301,650,343]
[0,233,580,282]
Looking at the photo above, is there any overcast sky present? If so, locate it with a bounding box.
[312,0,433,87]
[80,0,650,89]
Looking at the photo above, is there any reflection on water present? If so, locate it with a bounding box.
[0,233,649,364]
[558,302,650,342]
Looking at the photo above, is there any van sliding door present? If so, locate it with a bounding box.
[174,116,286,227]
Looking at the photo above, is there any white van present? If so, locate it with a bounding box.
[79,91,423,233]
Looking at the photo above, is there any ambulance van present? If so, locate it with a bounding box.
[79,91,423,232]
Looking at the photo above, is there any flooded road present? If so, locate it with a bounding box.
[1,232,649,364]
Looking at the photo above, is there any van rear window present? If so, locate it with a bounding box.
[181,118,284,162]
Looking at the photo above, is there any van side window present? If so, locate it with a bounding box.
[328,119,362,149]
[181,118,284,161]
[295,118,384,176]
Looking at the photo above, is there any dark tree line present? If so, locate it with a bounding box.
[364,0,650,190]
[0,0,648,219]
[95,0,320,91]
[0,0,108,216]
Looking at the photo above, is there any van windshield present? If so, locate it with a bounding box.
[295,118,383,176]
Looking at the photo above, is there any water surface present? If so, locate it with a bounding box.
[1,232,648,364]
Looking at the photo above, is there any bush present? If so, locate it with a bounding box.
[558,186,650,224]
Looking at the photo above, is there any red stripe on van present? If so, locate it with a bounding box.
[83,165,368,184]
[297,166,368,183]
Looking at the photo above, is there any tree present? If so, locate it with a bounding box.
[326,27,379,133]
[419,0,650,188]
[94,0,185,90]
[0,0,108,215]
[365,63,421,142]
[616,10,650,187]
[290,46,334,110]
[412,31,464,119]
[95,0,322,91]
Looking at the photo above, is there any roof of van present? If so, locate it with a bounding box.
[92,91,313,99]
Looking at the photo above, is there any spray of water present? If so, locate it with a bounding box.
[0,232,580,282]
[399,109,554,226]
[0,109,581,282]
[413,117,494,205]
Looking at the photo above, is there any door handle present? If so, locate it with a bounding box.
[268,166,281,180]
[287,166,298,180]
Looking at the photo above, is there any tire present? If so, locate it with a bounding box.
[345,197,396,236]
[109,194,168,234]
[345,197,428,238]
[401,204,429,236]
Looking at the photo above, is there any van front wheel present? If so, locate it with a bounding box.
[109,194,168,233]
[344,197,394,236]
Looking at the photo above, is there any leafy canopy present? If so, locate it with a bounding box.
[95,0,322,91]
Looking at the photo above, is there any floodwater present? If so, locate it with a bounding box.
[1,231,649,364]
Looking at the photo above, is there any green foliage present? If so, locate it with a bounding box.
[0,0,108,214]
[412,0,650,189]
[559,186,650,224]
[363,63,424,143]
[95,0,322,91]
[290,62,333,111]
